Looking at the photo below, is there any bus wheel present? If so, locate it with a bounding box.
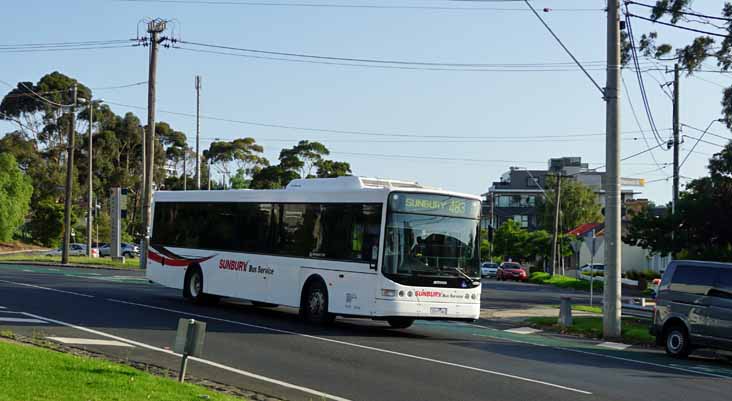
[386,318,415,329]
[303,281,335,324]
[184,267,219,305]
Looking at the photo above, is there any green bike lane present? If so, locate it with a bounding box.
[415,320,732,379]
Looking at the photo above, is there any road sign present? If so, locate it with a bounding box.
[620,177,645,187]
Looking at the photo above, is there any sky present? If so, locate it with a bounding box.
[1,0,730,204]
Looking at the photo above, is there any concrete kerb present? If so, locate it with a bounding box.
[0,260,143,272]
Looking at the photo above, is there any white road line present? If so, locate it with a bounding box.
[47,337,134,347]
[0,279,94,298]
[107,298,592,395]
[0,317,47,324]
[474,333,731,380]
[21,312,352,401]
[504,327,543,335]
[0,306,6,309]
[597,342,630,351]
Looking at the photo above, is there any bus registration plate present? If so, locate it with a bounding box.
[430,307,447,315]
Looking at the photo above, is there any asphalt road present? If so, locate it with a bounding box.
[1,264,730,401]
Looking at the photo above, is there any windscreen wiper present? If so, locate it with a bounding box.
[449,266,479,283]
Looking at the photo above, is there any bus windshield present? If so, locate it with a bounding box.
[382,193,481,282]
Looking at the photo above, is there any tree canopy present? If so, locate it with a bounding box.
[625,139,732,260]
[537,176,603,231]
[0,154,33,242]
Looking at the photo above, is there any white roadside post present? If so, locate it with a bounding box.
[174,318,207,383]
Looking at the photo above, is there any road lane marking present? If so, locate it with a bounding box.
[21,312,352,401]
[473,332,731,380]
[504,327,542,335]
[0,279,94,298]
[47,337,134,347]
[0,317,47,324]
[107,298,592,395]
[0,306,6,309]
[597,342,630,350]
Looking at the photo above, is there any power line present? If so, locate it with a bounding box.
[177,46,657,72]
[681,134,726,148]
[177,39,627,69]
[0,78,73,108]
[0,39,134,48]
[628,13,729,38]
[626,1,732,23]
[0,45,136,54]
[113,0,603,12]
[91,81,148,90]
[104,99,667,139]
[621,72,667,171]
[625,8,668,148]
[681,123,732,143]
[521,0,604,95]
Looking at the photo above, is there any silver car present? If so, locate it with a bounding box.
[651,260,732,358]
[45,243,87,256]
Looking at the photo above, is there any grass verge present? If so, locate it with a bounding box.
[0,254,140,269]
[527,316,654,345]
[0,339,244,401]
[529,272,602,291]
[549,304,603,314]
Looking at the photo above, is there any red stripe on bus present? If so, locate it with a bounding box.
[148,250,216,267]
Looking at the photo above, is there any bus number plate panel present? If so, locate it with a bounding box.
[430,307,447,315]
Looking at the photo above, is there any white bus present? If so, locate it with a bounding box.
[146,176,482,328]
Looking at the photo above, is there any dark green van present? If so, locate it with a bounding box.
[651,260,732,358]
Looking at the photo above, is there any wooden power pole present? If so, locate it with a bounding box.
[62,84,78,265]
[141,19,167,269]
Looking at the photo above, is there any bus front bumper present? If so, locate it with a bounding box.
[373,298,480,320]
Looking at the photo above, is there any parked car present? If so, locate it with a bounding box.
[497,262,528,282]
[45,243,87,257]
[651,260,732,358]
[99,242,140,257]
[579,263,605,273]
[481,262,499,278]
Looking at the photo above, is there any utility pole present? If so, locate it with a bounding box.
[142,19,167,269]
[489,191,494,260]
[183,150,187,191]
[604,0,622,339]
[550,174,562,276]
[207,158,211,190]
[62,84,78,265]
[141,125,146,215]
[195,75,201,189]
[672,63,680,220]
[86,98,94,256]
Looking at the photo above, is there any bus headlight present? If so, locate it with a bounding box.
[381,289,397,297]
[471,294,477,300]
[398,290,405,297]
[407,291,413,297]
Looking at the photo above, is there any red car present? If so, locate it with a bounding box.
[497,262,528,282]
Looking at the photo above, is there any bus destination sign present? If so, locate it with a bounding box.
[390,193,480,219]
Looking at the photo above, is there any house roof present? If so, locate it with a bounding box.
[567,222,604,237]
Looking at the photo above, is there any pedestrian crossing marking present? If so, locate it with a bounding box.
[47,337,134,347]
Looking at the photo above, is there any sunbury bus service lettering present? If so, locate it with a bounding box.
[218,259,274,275]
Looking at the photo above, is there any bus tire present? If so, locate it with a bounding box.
[302,280,335,325]
[386,318,415,329]
[183,266,219,305]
